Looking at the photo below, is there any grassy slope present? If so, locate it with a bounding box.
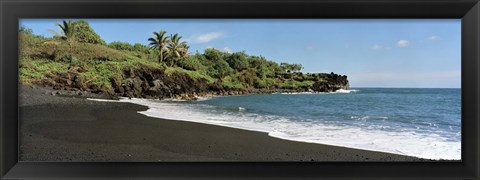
[19,32,340,96]
[19,33,211,93]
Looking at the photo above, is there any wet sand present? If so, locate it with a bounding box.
[19,85,422,161]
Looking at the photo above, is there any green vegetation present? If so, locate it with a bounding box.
[280,79,314,89]
[19,58,69,84]
[108,41,149,53]
[19,20,347,96]
[165,33,189,66]
[70,20,106,45]
[148,30,170,63]
[165,66,216,84]
[48,20,77,51]
[280,63,303,73]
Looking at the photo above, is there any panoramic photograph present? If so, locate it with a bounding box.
[18,19,460,161]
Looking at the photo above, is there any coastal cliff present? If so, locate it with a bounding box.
[34,65,349,100]
[114,69,349,99]
[19,21,349,100]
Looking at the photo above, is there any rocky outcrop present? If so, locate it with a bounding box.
[109,67,217,100]
[33,66,349,100]
[110,68,349,100]
[311,72,349,92]
[39,66,90,92]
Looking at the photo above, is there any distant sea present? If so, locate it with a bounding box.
[93,88,461,160]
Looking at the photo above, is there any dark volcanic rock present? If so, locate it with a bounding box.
[107,68,349,99]
[111,67,213,100]
[311,73,349,92]
[31,65,349,100]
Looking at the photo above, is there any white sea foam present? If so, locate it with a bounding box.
[276,89,359,95]
[334,89,359,93]
[161,98,188,102]
[86,98,121,102]
[89,97,461,160]
[350,115,389,121]
[195,96,214,101]
[279,92,314,94]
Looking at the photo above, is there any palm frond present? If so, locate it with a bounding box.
[148,37,157,42]
[48,29,62,37]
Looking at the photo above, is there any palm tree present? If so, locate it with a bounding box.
[148,30,169,63]
[178,42,190,57]
[166,33,188,66]
[48,20,78,50]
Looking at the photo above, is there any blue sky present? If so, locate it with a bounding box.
[20,19,461,88]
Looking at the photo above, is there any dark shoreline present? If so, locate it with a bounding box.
[19,85,424,161]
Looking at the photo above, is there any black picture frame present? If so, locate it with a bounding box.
[1,0,479,179]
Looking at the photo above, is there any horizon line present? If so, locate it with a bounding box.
[350,87,461,89]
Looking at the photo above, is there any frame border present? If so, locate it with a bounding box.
[1,0,479,179]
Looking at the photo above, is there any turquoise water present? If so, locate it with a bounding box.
[194,88,461,143]
[93,88,461,160]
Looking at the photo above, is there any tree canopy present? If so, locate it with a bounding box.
[280,63,303,73]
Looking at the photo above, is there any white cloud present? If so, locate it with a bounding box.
[397,40,410,47]
[190,32,224,43]
[306,46,316,51]
[372,44,382,49]
[204,46,233,53]
[427,36,440,41]
[223,47,233,53]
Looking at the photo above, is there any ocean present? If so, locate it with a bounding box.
[91,88,461,160]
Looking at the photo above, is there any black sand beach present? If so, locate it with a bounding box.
[19,85,422,161]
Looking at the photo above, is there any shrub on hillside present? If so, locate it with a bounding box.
[109,41,150,54]
[71,20,106,45]
[175,56,204,71]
